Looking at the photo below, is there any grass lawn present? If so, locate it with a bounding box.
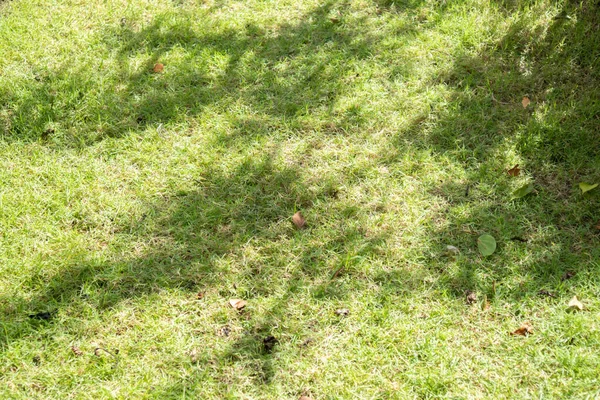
[1,0,599,398]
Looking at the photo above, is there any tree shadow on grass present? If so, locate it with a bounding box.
[376,0,600,303]
[1,0,410,146]
[1,0,599,396]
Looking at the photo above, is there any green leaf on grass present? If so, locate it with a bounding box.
[513,183,533,198]
[478,234,496,256]
[579,182,598,194]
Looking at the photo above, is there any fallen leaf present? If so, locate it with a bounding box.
[94,348,102,357]
[153,63,164,73]
[71,346,83,357]
[579,182,598,194]
[568,296,583,311]
[292,211,306,229]
[513,182,534,198]
[507,164,520,177]
[513,183,533,199]
[477,234,496,256]
[465,291,477,304]
[522,96,530,108]
[299,397,313,400]
[196,292,204,300]
[511,321,533,336]
[335,308,349,316]
[229,299,247,310]
[561,271,576,281]
[263,336,278,352]
[594,221,600,231]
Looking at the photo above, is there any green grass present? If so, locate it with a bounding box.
[1,0,599,398]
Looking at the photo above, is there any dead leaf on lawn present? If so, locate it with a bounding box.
[299,396,314,400]
[196,292,204,300]
[292,211,306,229]
[593,221,600,231]
[511,321,533,336]
[568,296,584,311]
[507,164,520,177]
[335,308,349,316]
[229,299,247,310]
[152,63,164,73]
[522,96,530,108]
[71,346,83,357]
[465,291,477,305]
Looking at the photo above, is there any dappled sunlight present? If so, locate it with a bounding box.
[0,0,599,397]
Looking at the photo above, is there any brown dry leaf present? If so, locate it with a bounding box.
[229,299,247,310]
[71,346,83,357]
[522,96,530,108]
[196,292,204,300]
[507,164,520,177]
[292,211,306,229]
[568,296,584,311]
[153,63,164,73]
[299,396,313,400]
[465,291,477,305]
[594,221,600,231]
[511,321,533,336]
